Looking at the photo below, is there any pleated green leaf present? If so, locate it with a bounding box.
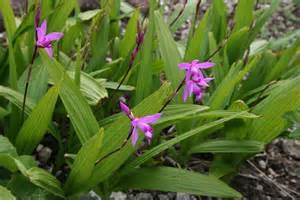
[15,85,60,155]
[64,128,104,195]
[189,140,264,154]
[118,167,241,198]
[66,71,108,105]
[209,56,259,110]
[121,112,249,174]
[119,9,140,58]
[233,0,255,32]
[185,10,210,61]
[0,186,16,200]
[248,76,300,142]
[154,11,183,88]
[135,1,155,103]
[40,50,99,144]
[26,167,65,198]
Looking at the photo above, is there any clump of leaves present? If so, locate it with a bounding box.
[0,0,299,199]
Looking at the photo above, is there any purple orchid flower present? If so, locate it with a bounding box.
[179,60,215,102]
[120,101,161,146]
[36,20,64,58]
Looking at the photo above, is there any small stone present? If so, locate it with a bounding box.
[38,147,52,163]
[258,160,267,170]
[80,191,101,200]
[158,194,170,200]
[256,184,263,191]
[110,192,127,200]
[135,193,153,200]
[282,140,300,159]
[176,193,191,200]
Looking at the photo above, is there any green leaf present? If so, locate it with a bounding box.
[0,86,35,114]
[210,0,227,43]
[185,10,210,61]
[154,11,183,88]
[121,112,250,174]
[118,167,241,198]
[40,50,99,144]
[0,135,18,157]
[26,167,65,198]
[248,76,300,142]
[0,107,9,119]
[88,83,173,188]
[135,2,154,103]
[265,39,300,82]
[209,56,259,110]
[18,59,49,102]
[48,0,77,32]
[78,9,101,21]
[249,0,279,42]
[225,27,250,65]
[0,186,16,200]
[119,10,139,58]
[64,129,104,195]
[66,71,108,106]
[0,1,16,42]
[88,13,109,71]
[233,0,255,32]
[189,140,264,154]
[15,85,60,155]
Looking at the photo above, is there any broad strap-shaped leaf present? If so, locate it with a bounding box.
[48,0,77,32]
[0,186,16,200]
[184,9,210,61]
[265,38,300,82]
[154,11,183,88]
[41,50,100,144]
[121,111,251,174]
[0,86,35,114]
[66,71,108,105]
[209,56,259,110]
[135,1,155,103]
[189,140,264,154]
[232,0,255,32]
[119,9,140,58]
[64,128,104,195]
[248,75,300,142]
[15,85,60,155]
[26,167,65,198]
[118,167,241,198]
[0,136,64,198]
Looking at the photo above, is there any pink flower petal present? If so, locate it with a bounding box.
[40,20,47,36]
[195,62,215,69]
[45,46,53,59]
[46,32,64,41]
[36,28,44,45]
[131,127,139,146]
[139,113,161,124]
[178,63,191,70]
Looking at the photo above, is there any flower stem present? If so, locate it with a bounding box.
[22,45,38,121]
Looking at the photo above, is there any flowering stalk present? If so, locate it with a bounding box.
[21,2,40,121]
[96,101,161,164]
[22,2,63,121]
[159,38,228,113]
[115,25,145,92]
